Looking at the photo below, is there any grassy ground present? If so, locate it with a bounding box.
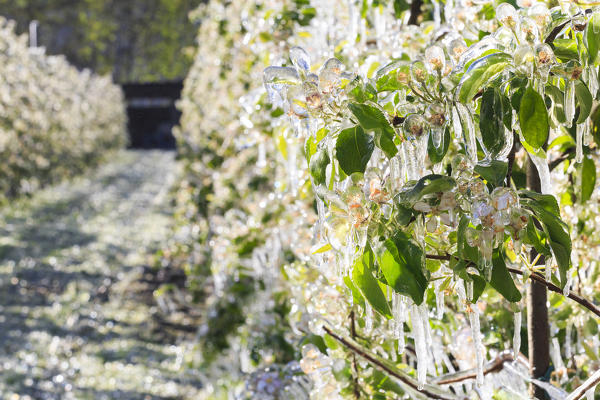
[0,150,203,400]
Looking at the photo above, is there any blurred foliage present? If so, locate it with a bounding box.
[0,0,202,82]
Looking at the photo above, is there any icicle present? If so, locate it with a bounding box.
[257,141,267,168]
[565,324,572,360]
[530,152,553,195]
[586,386,596,400]
[287,136,299,195]
[551,337,565,372]
[392,293,407,354]
[563,274,572,297]
[589,65,599,98]
[513,311,522,358]
[418,302,436,376]
[390,155,402,190]
[452,105,463,139]
[365,302,373,333]
[411,303,429,389]
[576,122,585,163]
[434,280,445,319]
[456,103,478,163]
[432,0,441,28]
[480,229,494,281]
[545,258,552,282]
[565,80,575,128]
[316,196,325,236]
[469,304,485,387]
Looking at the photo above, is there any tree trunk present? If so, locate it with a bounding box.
[526,156,550,399]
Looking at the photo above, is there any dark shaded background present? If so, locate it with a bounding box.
[0,0,203,83]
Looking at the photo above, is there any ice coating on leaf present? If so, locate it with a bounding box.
[496,127,514,161]
[290,46,311,74]
[513,311,521,358]
[263,66,300,86]
[454,36,502,72]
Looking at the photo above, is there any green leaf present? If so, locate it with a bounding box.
[519,86,549,149]
[580,156,597,203]
[524,219,551,257]
[489,249,522,302]
[520,193,572,288]
[457,216,480,263]
[348,103,398,158]
[395,174,456,206]
[378,231,428,304]
[545,84,566,123]
[393,0,410,18]
[469,274,487,303]
[309,147,330,185]
[427,126,450,164]
[353,248,392,318]
[480,87,506,157]
[474,160,508,187]
[575,79,593,124]
[585,12,600,65]
[344,276,365,308]
[552,38,579,61]
[335,125,373,175]
[457,52,512,103]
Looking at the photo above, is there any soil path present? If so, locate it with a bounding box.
[0,150,202,400]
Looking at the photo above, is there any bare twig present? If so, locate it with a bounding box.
[407,0,423,25]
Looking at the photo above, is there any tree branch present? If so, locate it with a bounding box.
[423,253,600,318]
[434,351,524,385]
[566,369,600,400]
[545,21,569,45]
[407,0,423,25]
[322,326,460,400]
[507,267,600,318]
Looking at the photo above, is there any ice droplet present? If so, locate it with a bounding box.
[513,311,522,358]
[565,79,575,128]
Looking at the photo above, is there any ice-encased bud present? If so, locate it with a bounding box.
[425,45,446,73]
[319,58,344,94]
[535,43,555,68]
[425,103,446,127]
[263,66,300,85]
[410,60,428,83]
[514,45,535,76]
[528,3,550,31]
[290,46,311,73]
[572,14,587,32]
[517,17,539,44]
[447,38,468,61]
[491,187,518,211]
[496,3,518,29]
[303,82,322,111]
[403,114,429,140]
